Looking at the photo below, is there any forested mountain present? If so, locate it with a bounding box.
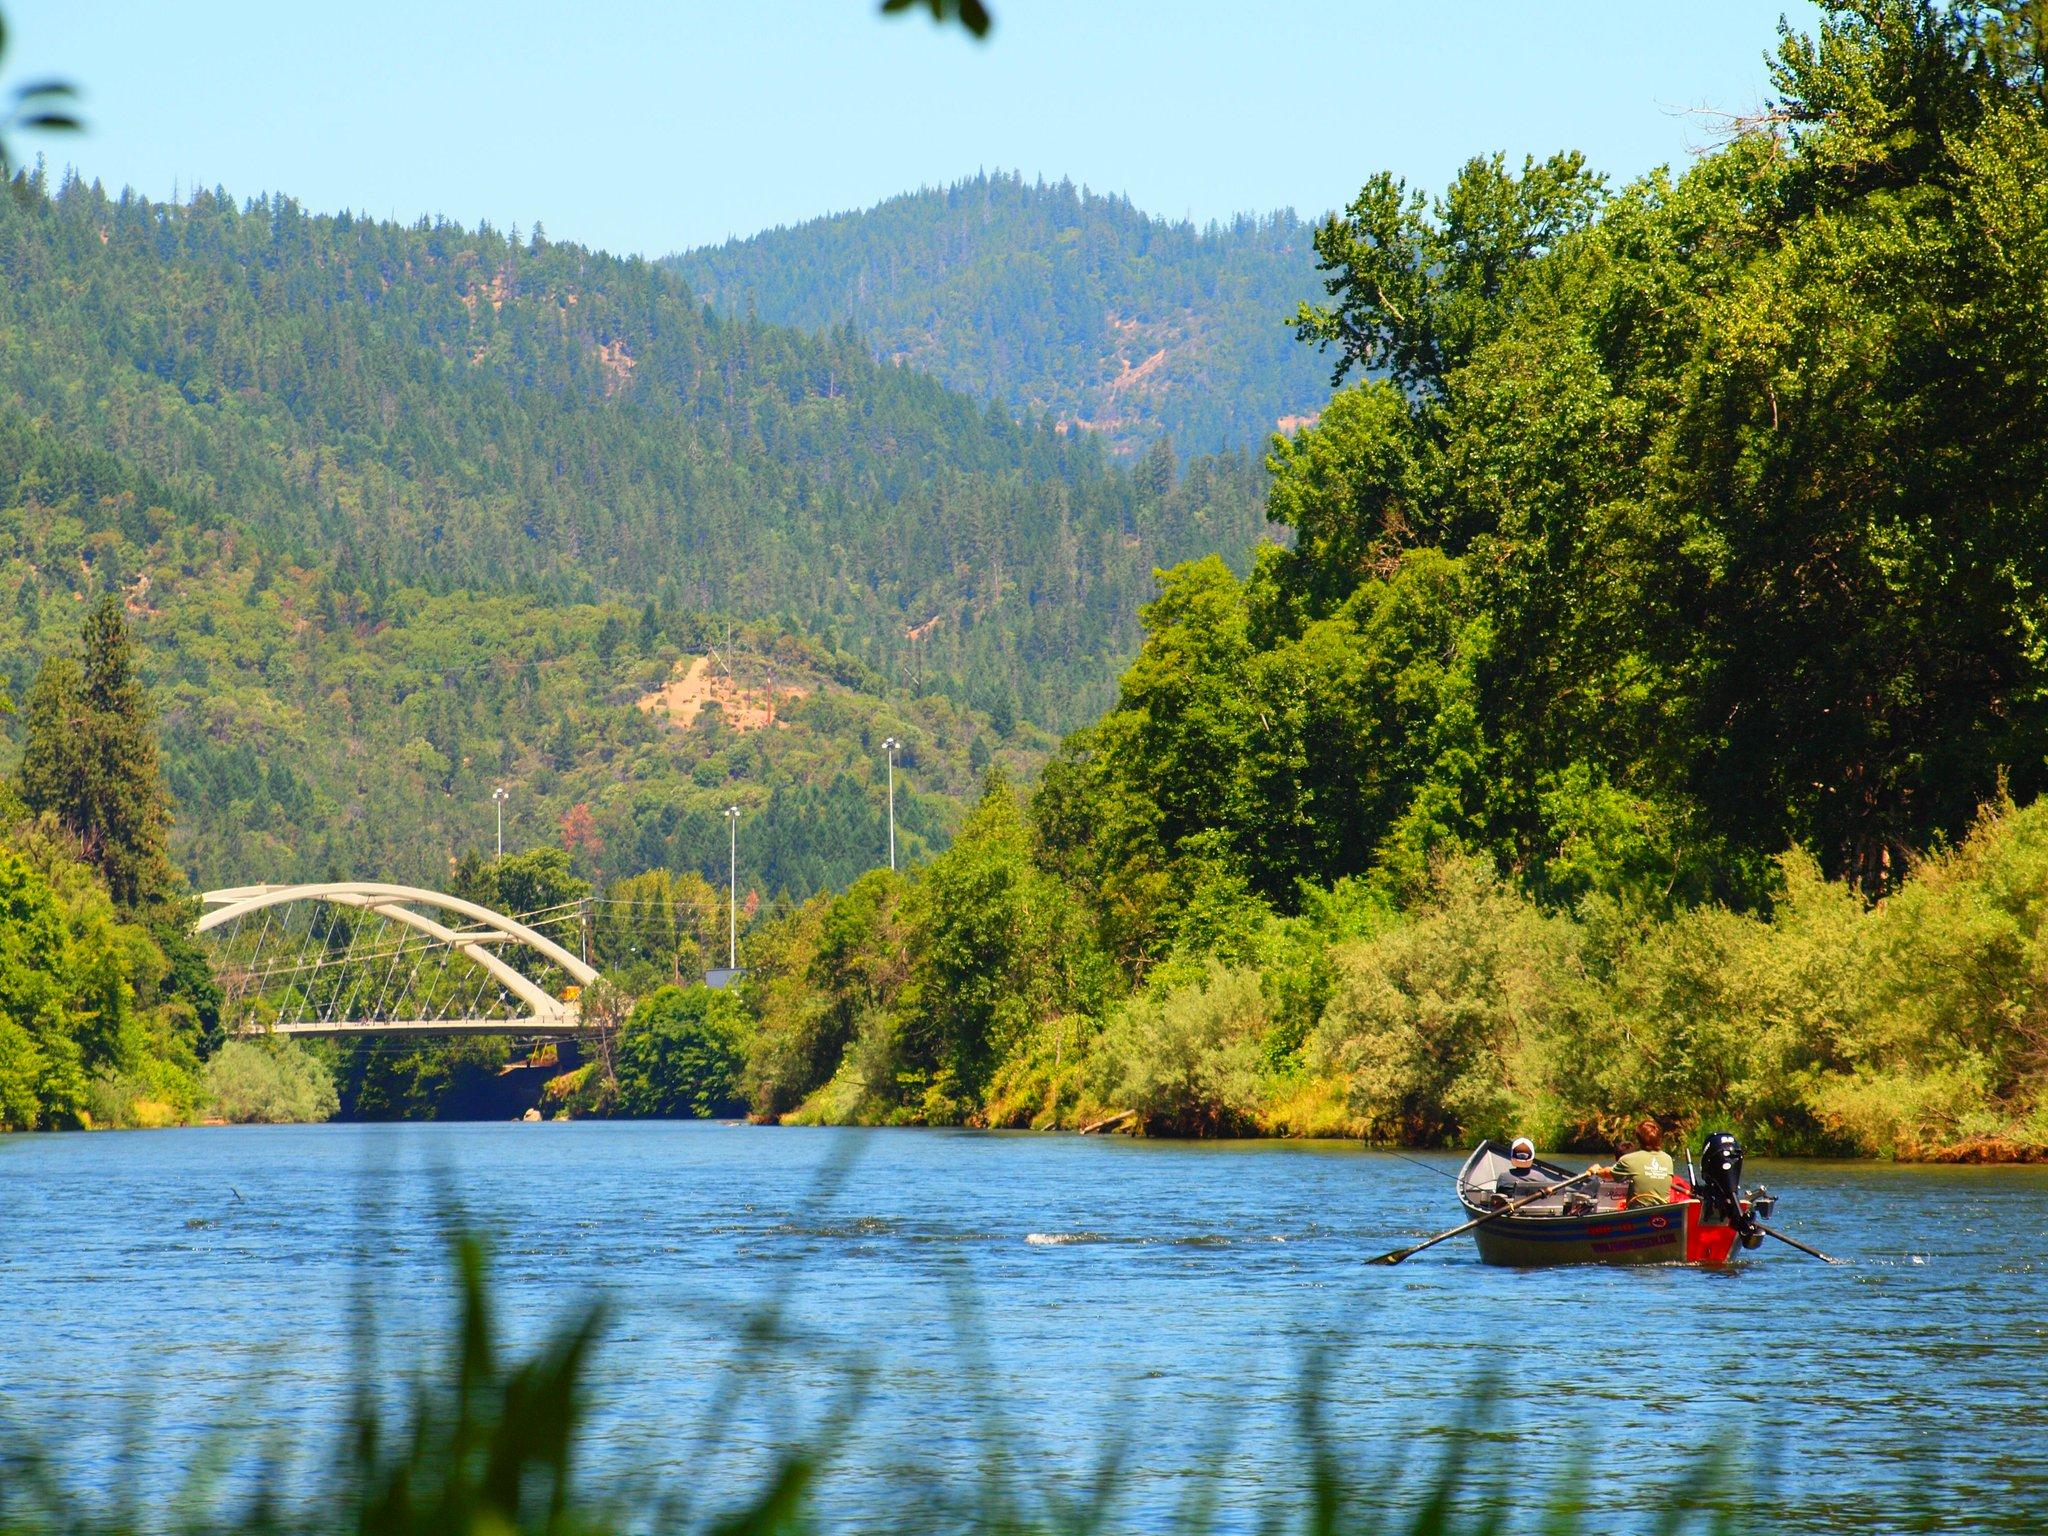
[0,174,1273,896]
[0,175,1267,734]
[668,173,1334,456]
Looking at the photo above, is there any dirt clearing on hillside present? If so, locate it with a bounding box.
[636,656,807,733]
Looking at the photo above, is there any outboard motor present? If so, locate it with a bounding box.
[1698,1131,1764,1249]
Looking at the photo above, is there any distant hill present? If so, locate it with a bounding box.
[668,173,1334,456]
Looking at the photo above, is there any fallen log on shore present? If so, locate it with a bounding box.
[1078,1109,1135,1136]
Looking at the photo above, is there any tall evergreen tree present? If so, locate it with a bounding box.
[17,597,174,906]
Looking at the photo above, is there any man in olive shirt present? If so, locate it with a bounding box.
[1604,1119,1676,1205]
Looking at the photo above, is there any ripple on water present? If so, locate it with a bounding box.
[4,1125,2046,1534]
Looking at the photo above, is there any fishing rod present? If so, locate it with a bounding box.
[1381,1148,1467,1181]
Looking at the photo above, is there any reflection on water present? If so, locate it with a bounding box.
[2,1123,2044,1533]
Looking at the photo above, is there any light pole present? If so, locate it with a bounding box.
[724,804,741,969]
[492,785,509,858]
[882,736,900,872]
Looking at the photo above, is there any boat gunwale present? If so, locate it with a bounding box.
[1455,1139,1696,1229]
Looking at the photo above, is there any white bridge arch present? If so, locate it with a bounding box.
[198,882,601,1038]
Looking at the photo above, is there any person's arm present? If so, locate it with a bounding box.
[1584,1161,1624,1207]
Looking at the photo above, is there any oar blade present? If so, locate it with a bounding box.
[1758,1222,1843,1265]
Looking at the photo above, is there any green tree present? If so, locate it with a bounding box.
[1037,545,1489,933]
[1260,383,1434,621]
[741,869,909,1118]
[17,597,175,907]
[1293,151,1604,393]
[596,867,723,988]
[460,847,590,930]
[0,845,89,1128]
[0,828,199,1131]
[1102,964,1268,1136]
[613,984,751,1117]
[204,1038,340,1123]
[1309,857,1586,1146]
[447,847,592,1006]
[894,772,1093,1118]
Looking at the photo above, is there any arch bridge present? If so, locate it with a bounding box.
[197,883,600,1038]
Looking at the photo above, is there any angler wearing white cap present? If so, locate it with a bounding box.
[1493,1136,1556,1197]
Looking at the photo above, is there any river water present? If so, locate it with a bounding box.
[3,1123,2045,1533]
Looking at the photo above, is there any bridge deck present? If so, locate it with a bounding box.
[246,1017,589,1039]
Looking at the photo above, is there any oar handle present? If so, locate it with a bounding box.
[1370,1165,1605,1266]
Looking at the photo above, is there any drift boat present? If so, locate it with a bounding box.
[1454,1133,1773,1268]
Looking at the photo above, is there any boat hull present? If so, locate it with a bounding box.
[1468,1197,1734,1267]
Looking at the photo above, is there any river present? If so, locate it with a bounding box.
[3,1123,2044,1533]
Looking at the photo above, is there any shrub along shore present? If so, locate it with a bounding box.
[733,779,2048,1163]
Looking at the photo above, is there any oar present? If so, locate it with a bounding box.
[1368,1166,1605,1266]
[1756,1221,1843,1264]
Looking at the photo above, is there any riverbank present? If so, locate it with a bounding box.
[1917,1136,2048,1165]
[735,790,2048,1163]
[36,1103,2048,1167]
[776,1102,2048,1164]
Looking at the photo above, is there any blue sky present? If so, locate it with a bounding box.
[7,1,1819,257]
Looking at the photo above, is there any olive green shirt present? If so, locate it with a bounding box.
[1615,1149,1675,1204]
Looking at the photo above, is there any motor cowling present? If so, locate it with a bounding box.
[1698,1131,1761,1247]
